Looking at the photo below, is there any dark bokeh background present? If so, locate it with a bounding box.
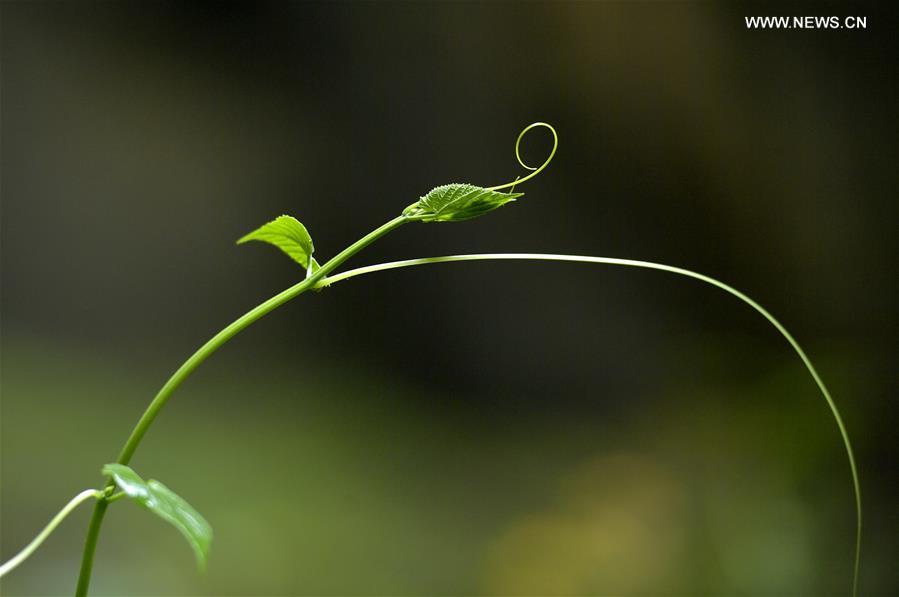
[1,2,896,595]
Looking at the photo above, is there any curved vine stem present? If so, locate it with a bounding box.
[73,122,549,594]
[66,123,859,596]
[319,252,861,596]
[74,215,411,596]
[0,489,103,578]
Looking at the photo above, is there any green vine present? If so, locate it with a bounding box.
[0,123,860,597]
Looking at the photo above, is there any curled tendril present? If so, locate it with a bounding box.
[487,122,558,192]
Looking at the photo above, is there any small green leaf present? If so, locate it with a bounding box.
[404,183,523,222]
[103,464,213,571]
[307,256,321,279]
[237,215,316,270]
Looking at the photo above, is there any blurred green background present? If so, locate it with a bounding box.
[1,2,895,595]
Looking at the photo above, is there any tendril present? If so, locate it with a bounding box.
[487,122,558,192]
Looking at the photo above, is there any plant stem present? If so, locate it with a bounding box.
[322,253,861,596]
[0,489,102,578]
[72,241,861,596]
[74,214,410,596]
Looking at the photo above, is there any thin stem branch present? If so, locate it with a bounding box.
[71,239,860,596]
[0,489,102,578]
[321,252,861,596]
[74,214,411,596]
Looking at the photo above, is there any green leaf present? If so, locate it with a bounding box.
[404,183,523,222]
[307,256,321,279]
[103,464,213,571]
[237,215,316,270]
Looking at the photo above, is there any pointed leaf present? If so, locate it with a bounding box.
[307,257,321,279]
[404,183,523,222]
[103,464,213,571]
[237,215,315,269]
